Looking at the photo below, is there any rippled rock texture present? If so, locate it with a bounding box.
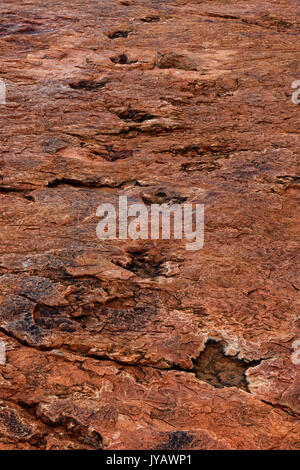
[0,0,299,450]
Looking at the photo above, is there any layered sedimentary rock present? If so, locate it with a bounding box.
[0,0,299,450]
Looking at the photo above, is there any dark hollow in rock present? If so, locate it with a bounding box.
[110,53,137,64]
[115,109,157,123]
[107,30,131,39]
[102,146,133,162]
[140,16,160,23]
[193,341,260,391]
[126,250,163,278]
[69,79,108,91]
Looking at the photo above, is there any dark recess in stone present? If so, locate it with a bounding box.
[193,341,260,391]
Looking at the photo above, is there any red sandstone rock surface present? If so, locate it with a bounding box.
[0,0,299,450]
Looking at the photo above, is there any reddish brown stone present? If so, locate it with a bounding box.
[0,0,299,450]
